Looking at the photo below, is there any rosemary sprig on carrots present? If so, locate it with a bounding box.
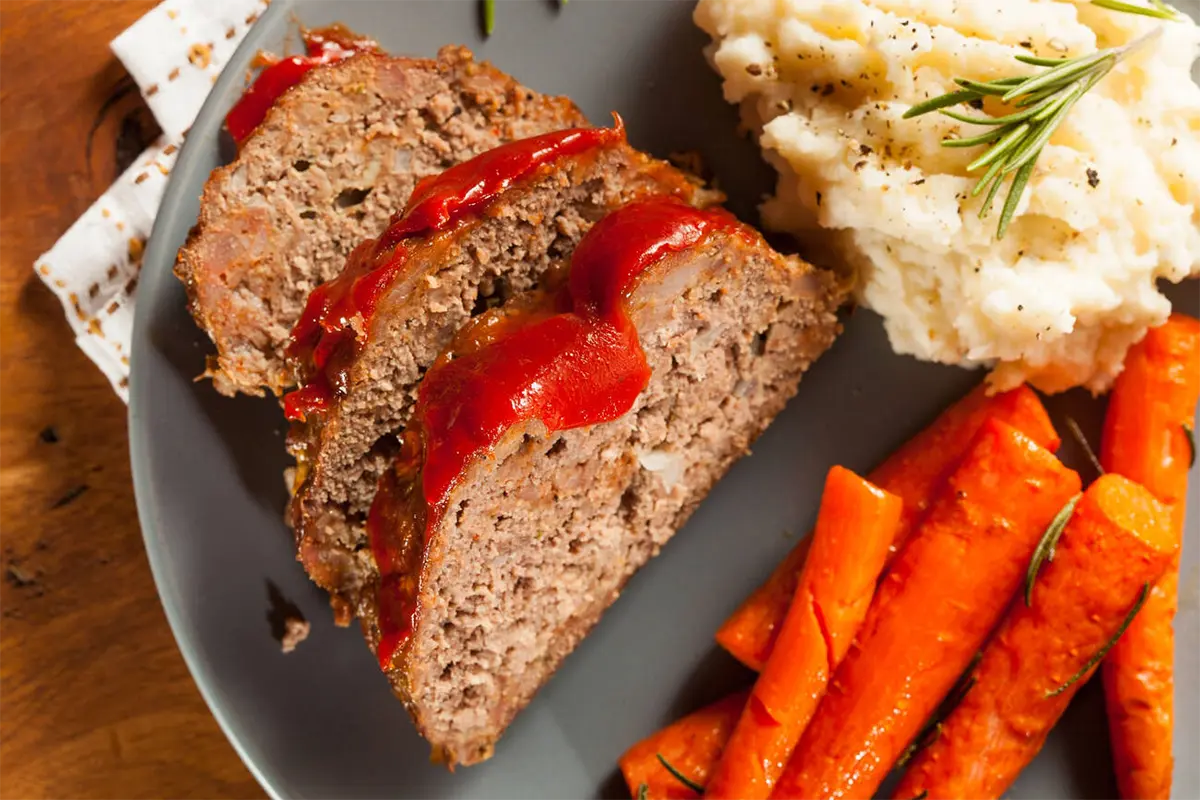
[895,475,1177,798]
[1065,416,1105,477]
[1024,494,1081,606]
[655,754,704,793]
[897,651,983,768]
[1045,583,1151,698]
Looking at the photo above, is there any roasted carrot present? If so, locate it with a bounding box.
[770,420,1081,800]
[620,692,749,800]
[1100,313,1200,800]
[706,467,902,799]
[893,474,1178,800]
[716,384,1059,671]
[714,538,810,673]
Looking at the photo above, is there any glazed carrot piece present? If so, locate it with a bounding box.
[706,467,901,799]
[714,538,809,672]
[620,692,749,800]
[716,384,1059,671]
[770,420,1081,800]
[893,475,1178,800]
[1100,313,1200,800]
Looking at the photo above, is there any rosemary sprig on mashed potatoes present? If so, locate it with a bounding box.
[1092,0,1181,20]
[905,28,1164,239]
[695,0,1200,393]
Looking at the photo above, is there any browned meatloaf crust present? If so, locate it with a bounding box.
[366,209,845,766]
[174,46,587,397]
[289,140,716,620]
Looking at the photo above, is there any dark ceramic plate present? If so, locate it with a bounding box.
[130,1,1200,797]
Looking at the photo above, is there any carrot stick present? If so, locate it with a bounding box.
[770,420,1081,800]
[705,467,901,800]
[1100,313,1200,800]
[892,474,1178,800]
[620,692,749,800]
[716,384,1059,671]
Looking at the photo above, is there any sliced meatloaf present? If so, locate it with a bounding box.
[287,125,714,620]
[175,45,587,396]
[363,197,843,765]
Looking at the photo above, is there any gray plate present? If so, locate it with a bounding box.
[129,2,1200,798]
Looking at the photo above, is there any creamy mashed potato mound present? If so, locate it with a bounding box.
[696,0,1200,392]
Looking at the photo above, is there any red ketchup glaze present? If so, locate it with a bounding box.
[224,25,378,146]
[282,118,627,422]
[366,196,745,670]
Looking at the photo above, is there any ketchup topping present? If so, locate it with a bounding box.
[283,118,627,423]
[224,25,378,146]
[365,197,745,670]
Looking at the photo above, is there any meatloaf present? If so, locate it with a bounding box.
[286,123,715,621]
[175,45,586,396]
[364,196,844,765]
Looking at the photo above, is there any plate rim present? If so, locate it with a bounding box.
[128,1,294,796]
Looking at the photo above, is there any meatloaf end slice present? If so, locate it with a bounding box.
[290,140,715,617]
[174,46,586,396]
[367,204,844,766]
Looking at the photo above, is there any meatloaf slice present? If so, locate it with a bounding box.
[175,45,587,397]
[287,126,714,619]
[364,197,844,766]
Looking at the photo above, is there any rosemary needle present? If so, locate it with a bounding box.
[1045,583,1151,697]
[656,754,704,794]
[1091,0,1181,20]
[1065,416,1105,477]
[483,0,496,36]
[484,0,569,36]
[1025,494,1081,606]
[1184,422,1196,468]
[897,651,981,766]
[905,28,1165,239]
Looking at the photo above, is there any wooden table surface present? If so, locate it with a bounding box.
[0,3,264,797]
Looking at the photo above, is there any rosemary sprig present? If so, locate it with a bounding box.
[1092,0,1181,20]
[636,783,649,800]
[1065,416,1105,477]
[1045,582,1150,697]
[905,29,1163,239]
[482,0,569,37]
[483,0,496,36]
[1025,494,1081,606]
[1184,422,1196,468]
[897,651,982,767]
[897,722,943,769]
[656,754,704,794]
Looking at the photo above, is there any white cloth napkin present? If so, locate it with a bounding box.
[34,0,269,401]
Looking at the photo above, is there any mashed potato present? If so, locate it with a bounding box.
[695,0,1200,392]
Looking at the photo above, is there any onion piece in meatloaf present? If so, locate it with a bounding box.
[364,197,844,766]
[286,122,716,620]
[175,45,587,397]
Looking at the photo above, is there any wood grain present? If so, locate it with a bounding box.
[0,3,263,797]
